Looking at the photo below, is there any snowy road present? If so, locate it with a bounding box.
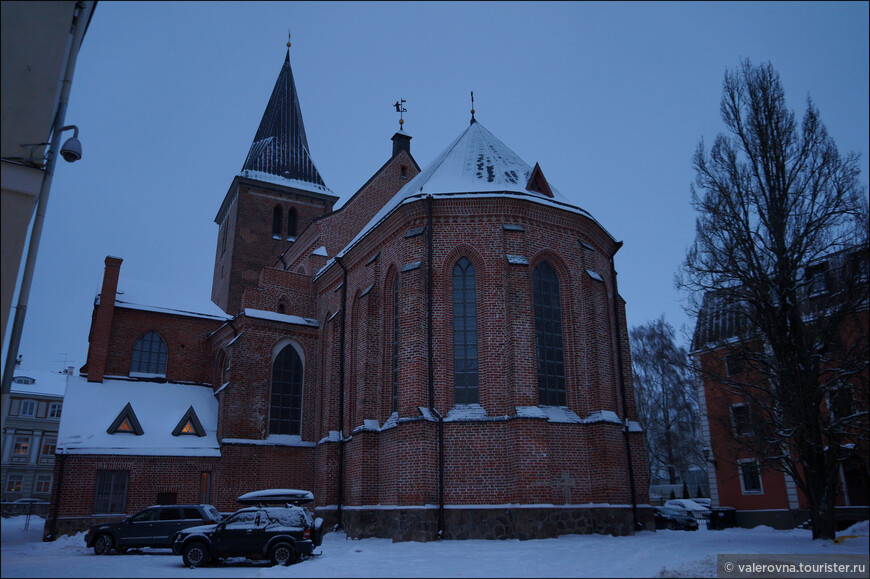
[2,516,867,578]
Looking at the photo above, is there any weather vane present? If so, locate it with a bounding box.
[470,91,475,124]
[394,98,407,130]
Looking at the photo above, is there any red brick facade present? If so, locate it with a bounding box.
[47,54,651,540]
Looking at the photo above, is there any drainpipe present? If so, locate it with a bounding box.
[335,256,348,530]
[1,0,95,434]
[48,452,67,541]
[609,244,640,531]
[426,195,445,539]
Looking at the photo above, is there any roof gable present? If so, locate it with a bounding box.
[526,162,553,198]
[172,405,206,437]
[107,402,144,435]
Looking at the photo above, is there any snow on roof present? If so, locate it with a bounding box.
[57,376,219,457]
[238,169,334,197]
[112,277,229,321]
[312,246,328,257]
[321,121,609,275]
[242,308,319,327]
[10,368,68,397]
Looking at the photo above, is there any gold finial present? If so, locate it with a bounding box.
[286,30,292,48]
[470,91,476,124]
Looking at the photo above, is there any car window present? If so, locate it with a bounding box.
[263,507,306,527]
[224,511,259,529]
[130,509,158,523]
[206,506,221,521]
[159,508,182,520]
[183,508,204,520]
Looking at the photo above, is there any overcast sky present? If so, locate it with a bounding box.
[7,1,869,374]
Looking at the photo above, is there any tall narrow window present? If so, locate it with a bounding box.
[270,344,304,435]
[272,206,283,237]
[131,331,168,376]
[533,261,566,406]
[287,208,297,239]
[453,258,479,404]
[94,470,129,514]
[391,277,399,413]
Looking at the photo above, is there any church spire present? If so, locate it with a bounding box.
[240,35,329,193]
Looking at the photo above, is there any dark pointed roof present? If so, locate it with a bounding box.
[240,51,332,195]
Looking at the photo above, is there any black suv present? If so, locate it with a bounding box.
[85,504,222,554]
[171,504,323,567]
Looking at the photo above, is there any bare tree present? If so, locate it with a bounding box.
[630,316,704,487]
[679,59,869,540]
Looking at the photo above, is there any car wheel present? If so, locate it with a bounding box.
[182,542,210,568]
[270,542,297,566]
[93,534,113,555]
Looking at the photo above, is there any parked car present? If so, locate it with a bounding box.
[653,506,699,531]
[663,499,712,520]
[85,504,222,555]
[171,503,323,567]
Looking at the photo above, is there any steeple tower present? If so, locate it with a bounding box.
[212,38,338,315]
[239,49,330,193]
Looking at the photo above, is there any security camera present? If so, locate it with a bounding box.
[60,136,82,162]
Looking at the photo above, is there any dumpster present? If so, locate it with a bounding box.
[707,507,737,530]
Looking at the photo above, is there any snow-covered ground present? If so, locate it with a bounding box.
[2,516,867,578]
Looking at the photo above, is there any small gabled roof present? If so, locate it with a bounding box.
[107,402,144,435]
[239,50,332,196]
[172,405,206,437]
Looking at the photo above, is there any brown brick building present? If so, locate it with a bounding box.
[47,47,650,541]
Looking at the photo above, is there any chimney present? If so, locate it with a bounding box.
[86,256,123,382]
[391,131,411,158]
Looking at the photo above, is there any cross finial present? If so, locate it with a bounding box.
[470,91,476,124]
[394,98,407,130]
[286,29,292,48]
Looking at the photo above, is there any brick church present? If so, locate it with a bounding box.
[46,45,650,541]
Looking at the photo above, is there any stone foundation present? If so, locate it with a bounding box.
[317,505,654,542]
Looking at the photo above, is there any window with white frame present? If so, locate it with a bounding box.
[730,403,753,436]
[738,459,763,494]
[34,474,52,494]
[40,435,57,463]
[11,435,31,463]
[6,473,23,493]
[48,401,62,419]
[19,399,37,417]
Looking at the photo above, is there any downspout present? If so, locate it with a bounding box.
[335,256,348,530]
[426,195,445,539]
[48,452,66,541]
[609,243,640,531]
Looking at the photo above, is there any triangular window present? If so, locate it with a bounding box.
[526,163,553,198]
[107,402,144,435]
[172,406,206,437]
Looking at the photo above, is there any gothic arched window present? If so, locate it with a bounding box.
[533,261,566,406]
[287,208,297,239]
[452,257,478,404]
[272,206,283,237]
[270,344,303,436]
[391,275,399,413]
[131,331,168,376]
